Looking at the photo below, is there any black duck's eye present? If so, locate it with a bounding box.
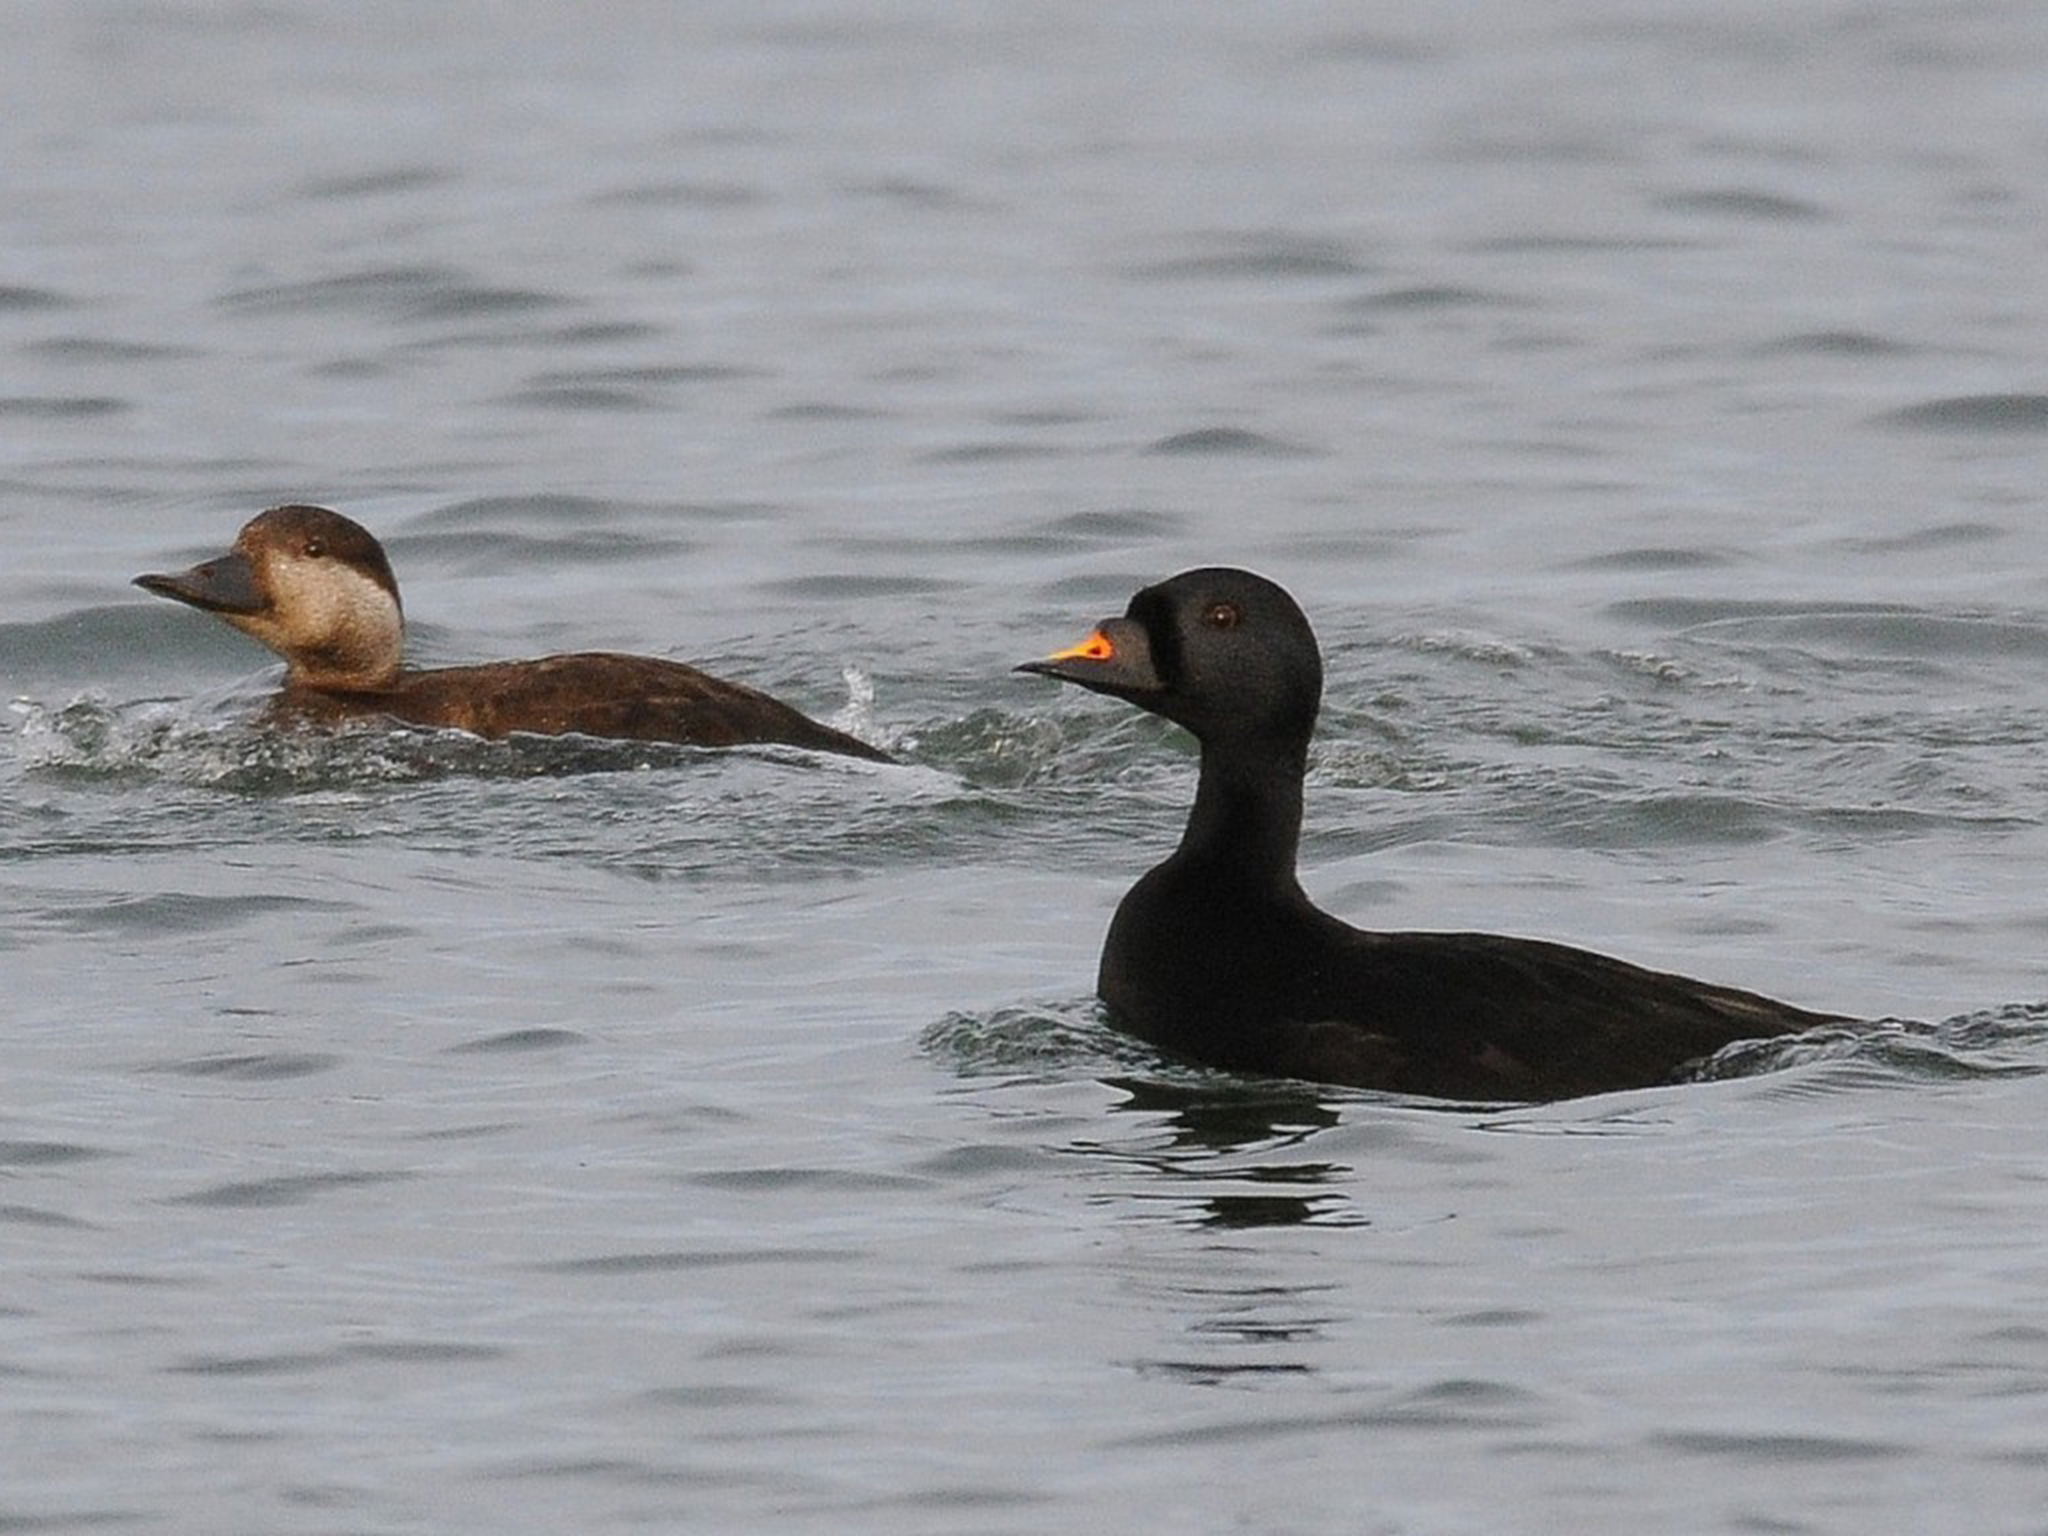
[1203,600,1243,631]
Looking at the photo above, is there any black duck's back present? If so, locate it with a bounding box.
[1308,927,1842,1101]
[1102,865,1839,1101]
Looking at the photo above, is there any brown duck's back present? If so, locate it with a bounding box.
[275,652,893,761]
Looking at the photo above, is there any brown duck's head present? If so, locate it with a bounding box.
[135,504,406,691]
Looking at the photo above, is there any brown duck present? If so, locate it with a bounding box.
[135,504,892,761]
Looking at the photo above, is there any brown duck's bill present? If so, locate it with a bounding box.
[1015,616,1164,695]
[133,551,265,616]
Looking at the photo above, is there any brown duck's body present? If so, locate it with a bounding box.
[273,651,892,759]
[135,504,893,763]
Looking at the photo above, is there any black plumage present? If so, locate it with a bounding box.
[1020,567,1843,1101]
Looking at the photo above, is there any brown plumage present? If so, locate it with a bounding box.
[270,652,892,757]
[135,504,892,762]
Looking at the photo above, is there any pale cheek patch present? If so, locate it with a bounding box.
[262,558,405,682]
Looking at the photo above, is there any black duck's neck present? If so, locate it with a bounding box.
[1177,734,1308,894]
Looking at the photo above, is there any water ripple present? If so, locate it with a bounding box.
[170,1170,415,1209]
[921,999,1156,1081]
[1653,188,1827,221]
[145,1052,343,1081]
[9,695,881,793]
[1690,1006,2048,1090]
[446,1028,591,1055]
[408,493,639,530]
[1128,236,1373,280]
[1146,427,1318,457]
[1649,1430,1903,1463]
[587,179,766,209]
[540,1248,855,1276]
[0,1202,94,1230]
[0,396,129,418]
[1878,394,2048,433]
[27,890,342,938]
[217,265,565,323]
[28,337,199,362]
[393,527,700,570]
[0,1140,112,1168]
[1343,283,1515,315]
[1753,329,1914,358]
[1109,1378,1549,1447]
[0,284,73,310]
[296,167,454,200]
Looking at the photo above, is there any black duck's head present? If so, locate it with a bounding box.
[1019,567,1324,751]
[135,504,406,690]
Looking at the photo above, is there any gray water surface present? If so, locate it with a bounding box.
[6,4,2048,1532]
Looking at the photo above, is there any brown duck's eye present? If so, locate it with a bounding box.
[303,539,325,559]
[1202,600,1243,631]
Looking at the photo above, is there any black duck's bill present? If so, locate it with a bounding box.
[1015,616,1164,695]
